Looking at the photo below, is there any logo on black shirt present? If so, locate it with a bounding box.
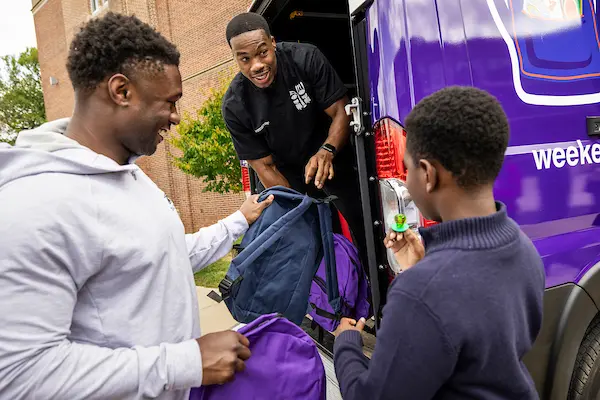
[289,82,311,111]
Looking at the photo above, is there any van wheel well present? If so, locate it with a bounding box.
[568,313,600,399]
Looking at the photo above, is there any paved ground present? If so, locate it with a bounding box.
[196,286,238,335]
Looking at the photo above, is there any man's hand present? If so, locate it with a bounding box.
[333,317,366,337]
[197,331,252,386]
[305,149,334,189]
[384,228,425,272]
[239,194,274,225]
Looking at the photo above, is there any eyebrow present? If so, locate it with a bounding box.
[235,42,267,56]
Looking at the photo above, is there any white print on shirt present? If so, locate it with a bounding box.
[255,121,270,133]
[289,82,311,111]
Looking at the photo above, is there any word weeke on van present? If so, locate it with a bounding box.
[241,0,600,398]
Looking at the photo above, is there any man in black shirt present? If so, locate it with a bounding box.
[222,12,366,257]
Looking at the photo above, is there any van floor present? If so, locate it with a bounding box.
[300,317,377,357]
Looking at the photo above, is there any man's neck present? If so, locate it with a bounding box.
[437,186,497,222]
[66,105,130,165]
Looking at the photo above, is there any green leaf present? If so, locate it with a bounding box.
[0,48,46,134]
[169,68,243,194]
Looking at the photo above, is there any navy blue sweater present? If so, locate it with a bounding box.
[334,203,545,399]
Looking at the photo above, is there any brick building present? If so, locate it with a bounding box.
[31,0,251,232]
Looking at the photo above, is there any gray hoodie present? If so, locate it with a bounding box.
[0,119,248,399]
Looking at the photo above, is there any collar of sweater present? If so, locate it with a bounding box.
[418,202,520,253]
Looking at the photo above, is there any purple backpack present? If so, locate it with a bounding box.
[189,313,326,400]
[308,234,372,332]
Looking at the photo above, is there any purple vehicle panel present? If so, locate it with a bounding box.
[366,0,600,288]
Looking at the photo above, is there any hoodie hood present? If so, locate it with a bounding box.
[0,118,136,189]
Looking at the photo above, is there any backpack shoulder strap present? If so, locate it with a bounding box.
[233,194,314,269]
[219,188,314,299]
[316,197,341,314]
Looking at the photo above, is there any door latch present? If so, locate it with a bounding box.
[345,97,364,135]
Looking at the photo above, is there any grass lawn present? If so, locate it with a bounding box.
[194,255,231,288]
[193,237,242,288]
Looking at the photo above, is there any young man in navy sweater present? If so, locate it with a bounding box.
[333,86,545,399]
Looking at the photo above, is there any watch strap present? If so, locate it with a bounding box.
[321,143,337,156]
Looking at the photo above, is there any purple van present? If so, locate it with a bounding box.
[246,0,600,398]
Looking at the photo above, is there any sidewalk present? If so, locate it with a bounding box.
[196,286,238,335]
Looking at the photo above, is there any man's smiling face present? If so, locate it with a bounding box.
[230,29,277,89]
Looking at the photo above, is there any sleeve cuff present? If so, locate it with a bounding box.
[224,210,249,240]
[334,330,364,351]
[165,340,203,390]
[320,87,348,110]
[236,151,272,161]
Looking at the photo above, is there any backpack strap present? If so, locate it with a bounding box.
[309,302,341,321]
[316,197,341,315]
[219,189,315,299]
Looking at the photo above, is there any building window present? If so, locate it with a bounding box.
[91,0,100,13]
[91,0,108,14]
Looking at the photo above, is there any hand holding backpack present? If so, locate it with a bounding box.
[189,313,327,400]
[219,186,371,330]
[308,233,372,332]
[219,186,344,325]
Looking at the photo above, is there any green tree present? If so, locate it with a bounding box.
[0,47,46,136]
[170,71,242,193]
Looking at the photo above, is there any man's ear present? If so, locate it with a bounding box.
[107,74,131,106]
[420,159,438,194]
[271,36,276,47]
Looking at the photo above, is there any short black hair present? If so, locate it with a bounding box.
[67,12,180,91]
[404,86,509,188]
[226,13,271,46]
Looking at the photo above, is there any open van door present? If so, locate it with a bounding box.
[245,0,388,332]
[345,0,387,328]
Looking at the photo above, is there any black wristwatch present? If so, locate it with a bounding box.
[320,143,337,156]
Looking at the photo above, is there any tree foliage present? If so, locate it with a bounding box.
[170,71,242,193]
[0,130,17,145]
[0,47,46,136]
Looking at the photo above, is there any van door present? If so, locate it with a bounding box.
[346,2,391,328]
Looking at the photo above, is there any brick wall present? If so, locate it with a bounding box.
[33,0,73,121]
[32,0,251,232]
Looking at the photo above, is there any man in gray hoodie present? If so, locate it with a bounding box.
[0,12,273,400]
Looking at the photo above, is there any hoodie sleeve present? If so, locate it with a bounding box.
[0,187,202,399]
[185,210,249,272]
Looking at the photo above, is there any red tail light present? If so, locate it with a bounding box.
[240,160,251,196]
[374,119,407,180]
[373,117,437,228]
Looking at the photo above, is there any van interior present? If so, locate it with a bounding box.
[258,0,358,99]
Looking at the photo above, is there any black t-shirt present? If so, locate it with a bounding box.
[222,42,353,186]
